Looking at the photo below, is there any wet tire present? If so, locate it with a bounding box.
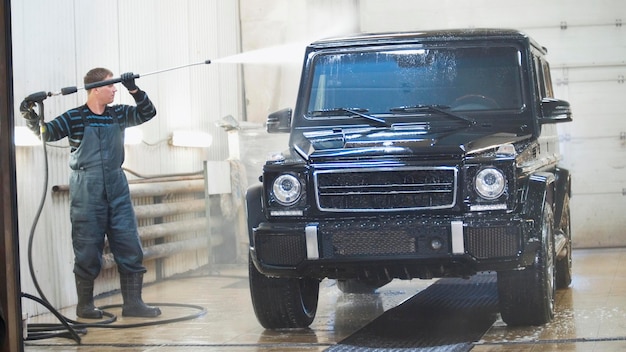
[498,205,555,326]
[555,195,572,289]
[337,278,392,294]
[248,255,319,329]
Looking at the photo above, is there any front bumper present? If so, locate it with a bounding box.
[251,214,538,280]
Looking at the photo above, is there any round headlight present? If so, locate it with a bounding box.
[475,167,506,200]
[272,174,302,206]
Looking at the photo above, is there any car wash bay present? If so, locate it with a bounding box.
[4,1,626,352]
[21,247,626,352]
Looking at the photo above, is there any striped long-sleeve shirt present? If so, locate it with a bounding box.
[38,90,156,151]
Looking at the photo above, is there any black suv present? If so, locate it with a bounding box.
[246,28,573,328]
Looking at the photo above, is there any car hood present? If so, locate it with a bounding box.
[293,125,531,161]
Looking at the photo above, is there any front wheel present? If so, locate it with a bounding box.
[248,255,320,329]
[498,205,556,326]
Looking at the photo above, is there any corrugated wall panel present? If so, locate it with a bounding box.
[555,79,626,248]
[16,143,75,316]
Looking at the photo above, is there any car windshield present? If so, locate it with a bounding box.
[306,45,524,118]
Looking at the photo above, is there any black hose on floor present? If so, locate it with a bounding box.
[21,102,207,344]
[22,296,207,340]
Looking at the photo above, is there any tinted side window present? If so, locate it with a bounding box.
[541,60,554,98]
[533,54,554,99]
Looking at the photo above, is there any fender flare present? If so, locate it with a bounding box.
[553,167,571,227]
[523,172,555,235]
[245,183,266,245]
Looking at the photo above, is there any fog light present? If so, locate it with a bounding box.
[430,237,444,251]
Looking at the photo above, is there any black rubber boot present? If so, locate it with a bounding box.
[75,275,103,319]
[120,272,161,317]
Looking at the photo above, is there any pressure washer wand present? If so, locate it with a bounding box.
[50,59,212,97]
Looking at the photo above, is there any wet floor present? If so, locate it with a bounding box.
[23,247,626,351]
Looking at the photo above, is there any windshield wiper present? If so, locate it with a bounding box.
[389,104,476,126]
[309,107,388,126]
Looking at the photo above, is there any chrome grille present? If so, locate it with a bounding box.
[314,167,457,212]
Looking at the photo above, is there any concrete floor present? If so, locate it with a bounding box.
[22,247,626,351]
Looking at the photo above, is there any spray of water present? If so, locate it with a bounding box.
[211,13,358,66]
[212,41,310,65]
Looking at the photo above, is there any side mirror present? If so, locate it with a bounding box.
[541,98,572,124]
[267,108,292,133]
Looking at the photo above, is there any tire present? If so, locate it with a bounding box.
[555,195,572,289]
[498,205,555,326]
[248,255,320,329]
[337,278,392,294]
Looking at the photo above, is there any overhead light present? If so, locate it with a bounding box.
[170,130,213,148]
[14,126,41,146]
[124,127,143,145]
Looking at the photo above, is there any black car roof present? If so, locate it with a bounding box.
[309,28,546,54]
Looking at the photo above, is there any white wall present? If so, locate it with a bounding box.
[357,0,626,248]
